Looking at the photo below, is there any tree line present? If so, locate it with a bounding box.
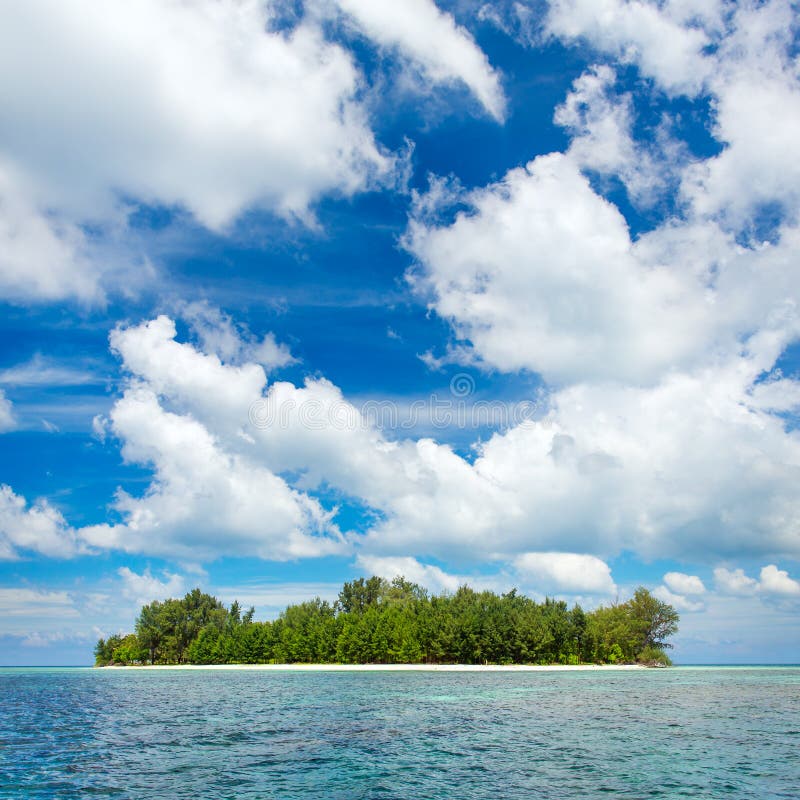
[94,577,679,667]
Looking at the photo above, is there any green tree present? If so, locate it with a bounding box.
[94,634,121,666]
[569,605,587,664]
[112,633,146,665]
[625,587,680,656]
[135,602,163,664]
[96,578,679,668]
[336,576,386,614]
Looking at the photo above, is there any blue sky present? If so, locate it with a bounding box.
[1,0,800,665]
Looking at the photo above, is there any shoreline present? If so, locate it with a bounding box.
[100,663,648,672]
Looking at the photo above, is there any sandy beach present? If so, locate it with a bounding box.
[107,663,646,672]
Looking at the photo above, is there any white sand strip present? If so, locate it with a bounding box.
[105,663,646,672]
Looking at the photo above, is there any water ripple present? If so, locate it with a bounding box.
[0,667,798,799]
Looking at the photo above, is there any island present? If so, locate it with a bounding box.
[94,577,678,668]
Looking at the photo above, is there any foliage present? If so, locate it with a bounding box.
[636,645,673,667]
[95,579,679,667]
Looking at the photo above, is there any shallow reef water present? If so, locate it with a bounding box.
[1,666,798,799]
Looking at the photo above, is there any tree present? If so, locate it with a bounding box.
[112,634,146,665]
[626,587,679,656]
[96,579,679,668]
[94,635,121,666]
[186,625,222,664]
[135,601,163,664]
[336,576,385,614]
[182,588,227,640]
[584,603,639,662]
[569,605,587,664]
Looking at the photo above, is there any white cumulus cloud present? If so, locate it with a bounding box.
[758,565,800,598]
[713,567,760,597]
[63,313,800,566]
[407,151,800,385]
[324,0,506,120]
[0,164,104,303]
[653,585,705,613]
[80,386,346,562]
[356,555,464,594]
[0,0,393,301]
[513,552,616,595]
[542,1,800,229]
[655,571,707,612]
[545,0,715,95]
[663,572,706,596]
[180,302,297,371]
[397,1,800,570]
[8,305,800,570]
[714,564,800,599]
[118,567,186,608]
[0,485,84,560]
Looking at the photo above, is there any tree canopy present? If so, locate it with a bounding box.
[94,578,677,667]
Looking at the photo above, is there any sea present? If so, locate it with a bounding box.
[0,666,797,799]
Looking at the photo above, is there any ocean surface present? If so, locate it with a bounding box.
[0,666,797,799]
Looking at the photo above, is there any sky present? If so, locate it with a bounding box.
[1,0,800,666]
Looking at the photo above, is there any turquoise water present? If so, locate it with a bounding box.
[0,667,798,799]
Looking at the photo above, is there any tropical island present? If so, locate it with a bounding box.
[94,577,679,668]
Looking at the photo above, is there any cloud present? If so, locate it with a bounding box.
[409,152,669,383]
[542,1,800,229]
[407,151,800,385]
[714,564,800,598]
[0,0,392,227]
[758,565,800,598]
[356,555,465,594]
[323,0,506,120]
[0,391,15,432]
[0,588,102,645]
[80,386,347,562]
[406,1,800,391]
[554,65,683,207]
[713,567,760,597]
[0,0,394,301]
[655,571,708,612]
[0,164,105,303]
[663,572,706,596]
[0,588,77,619]
[0,485,84,560]
[80,315,523,564]
[51,314,795,565]
[251,334,297,372]
[9,306,800,569]
[544,0,715,95]
[513,552,616,595]
[653,585,705,613]
[394,3,800,568]
[117,567,186,607]
[70,310,346,563]
[347,360,800,564]
[670,590,800,664]
[20,631,70,648]
[181,302,297,371]
[0,353,102,387]
[748,377,800,414]
[109,315,269,431]
[682,2,800,226]
[0,582,181,642]
[213,582,342,619]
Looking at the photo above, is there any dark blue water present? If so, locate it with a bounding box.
[1,667,798,799]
